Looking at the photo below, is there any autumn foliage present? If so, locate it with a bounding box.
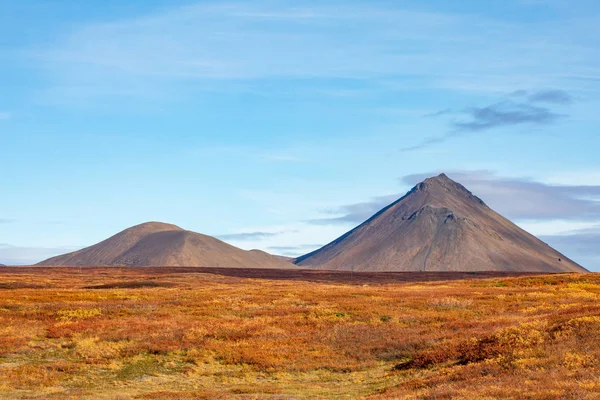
[0,267,599,399]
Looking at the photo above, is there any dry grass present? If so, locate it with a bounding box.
[0,268,599,399]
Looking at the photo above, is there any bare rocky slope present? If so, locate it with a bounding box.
[296,174,587,272]
[38,222,293,269]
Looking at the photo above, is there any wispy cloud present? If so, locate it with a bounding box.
[217,230,297,241]
[511,89,574,104]
[267,244,323,257]
[33,3,462,83]
[516,89,574,104]
[424,108,453,118]
[454,101,563,132]
[0,219,16,224]
[400,135,457,152]
[307,194,400,225]
[31,1,600,104]
[403,90,572,151]
[541,226,600,269]
[541,226,600,256]
[0,244,81,265]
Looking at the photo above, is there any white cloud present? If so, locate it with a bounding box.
[544,170,600,186]
[515,220,600,236]
[36,3,461,79]
[218,223,346,256]
[0,244,81,265]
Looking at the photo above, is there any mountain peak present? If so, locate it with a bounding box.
[415,173,457,192]
[413,173,484,206]
[422,172,456,186]
[129,221,184,232]
[431,172,450,181]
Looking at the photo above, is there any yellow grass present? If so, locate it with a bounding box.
[0,269,599,399]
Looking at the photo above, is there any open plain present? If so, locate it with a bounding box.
[0,267,599,399]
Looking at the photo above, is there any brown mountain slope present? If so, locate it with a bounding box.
[38,222,293,269]
[296,174,587,272]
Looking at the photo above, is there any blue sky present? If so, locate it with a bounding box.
[1,0,600,269]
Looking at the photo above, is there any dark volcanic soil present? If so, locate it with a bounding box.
[0,266,560,287]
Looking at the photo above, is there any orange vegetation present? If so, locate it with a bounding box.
[0,267,599,399]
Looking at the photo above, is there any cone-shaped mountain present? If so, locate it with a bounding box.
[295,174,586,272]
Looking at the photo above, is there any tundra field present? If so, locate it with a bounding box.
[1,268,600,399]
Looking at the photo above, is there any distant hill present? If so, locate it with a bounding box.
[296,174,587,273]
[38,222,293,269]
